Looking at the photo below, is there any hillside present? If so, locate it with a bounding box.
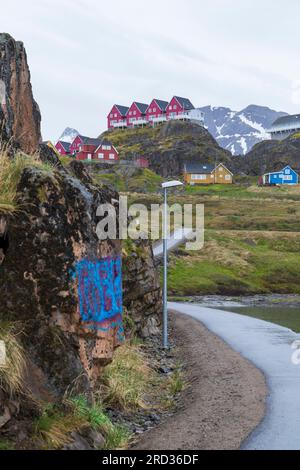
[100,121,232,178]
[200,105,287,155]
[239,132,300,176]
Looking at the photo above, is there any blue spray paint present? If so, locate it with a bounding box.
[72,257,124,340]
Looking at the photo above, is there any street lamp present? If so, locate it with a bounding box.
[162,180,183,349]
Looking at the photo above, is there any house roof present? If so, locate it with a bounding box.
[115,105,129,116]
[58,141,71,152]
[215,162,233,175]
[79,136,103,147]
[174,96,195,110]
[184,162,215,174]
[131,102,149,114]
[153,99,169,112]
[271,114,300,129]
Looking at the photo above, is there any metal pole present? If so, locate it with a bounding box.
[163,187,168,349]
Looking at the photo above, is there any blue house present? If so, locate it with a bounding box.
[263,165,299,185]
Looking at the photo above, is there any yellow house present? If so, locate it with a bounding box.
[183,162,233,185]
[43,140,60,157]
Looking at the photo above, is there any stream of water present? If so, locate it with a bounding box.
[184,295,300,333]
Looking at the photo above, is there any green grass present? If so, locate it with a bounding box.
[93,168,162,193]
[0,149,53,213]
[0,439,15,450]
[35,396,130,450]
[166,230,300,296]
[185,182,300,201]
[101,342,154,411]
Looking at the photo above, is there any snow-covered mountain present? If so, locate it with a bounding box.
[57,127,79,144]
[199,105,288,155]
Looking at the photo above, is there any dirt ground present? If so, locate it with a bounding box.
[134,311,267,450]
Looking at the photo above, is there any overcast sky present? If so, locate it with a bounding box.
[1,0,300,140]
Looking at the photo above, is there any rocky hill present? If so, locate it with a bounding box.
[0,33,41,153]
[237,132,300,176]
[101,120,233,178]
[200,104,287,155]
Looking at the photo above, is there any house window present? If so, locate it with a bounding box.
[225,175,231,180]
[149,108,152,113]
[129,111,132,116]
[133,111,136,115]
[169,106,172,110]
[87,154,92,160]
[98,153,104,159]
[284,175,292,181]
[114,113,117,118]
[174,105,177,110]
[110,113,113,118]
[109,154,115,160]
[153,107,156,112]
[191,174,206,180]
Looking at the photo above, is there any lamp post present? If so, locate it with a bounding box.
[161,180,184,349]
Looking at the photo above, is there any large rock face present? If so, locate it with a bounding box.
[0,33,41,153]
[123,240,161,338]
[0,159,123,397]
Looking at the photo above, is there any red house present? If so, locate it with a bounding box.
[146,99,168,124]
[70,135,101,156]
[136,157,149,169]
[94,141,119,162]
[126,102,148,127]
[166,96,195,120]
[107,105,129,130]
[74,137,103,161]
[55,141,71,155]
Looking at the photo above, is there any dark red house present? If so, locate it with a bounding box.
[74,137,102,160]
[55,141,71,155]
[166,96,194,120]
[126,102,148,127]
[70,136,102,156]
[146,99,168,124]
[107,105,129,129]
[94,141,119,162]
[136,157,149,169]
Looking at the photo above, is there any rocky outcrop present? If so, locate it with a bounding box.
[236,132,300,176]
[0,33,41,153]
[123,240,161,338]
[0,158,123,398]
[101,121,232,178]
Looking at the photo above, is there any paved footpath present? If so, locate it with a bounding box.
[169,302,300,450]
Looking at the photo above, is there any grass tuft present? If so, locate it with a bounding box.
[0,145,52,213]
[0,323,27,397]
[101,342,154,411]
[35,396,130,450]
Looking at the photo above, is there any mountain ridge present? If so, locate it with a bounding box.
[199,104,288,155]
